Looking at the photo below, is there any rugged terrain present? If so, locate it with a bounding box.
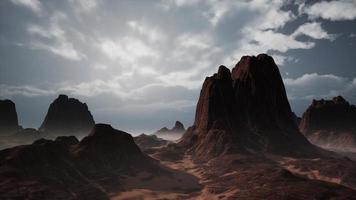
[300,96,356,151]
[0,124,201,200]
[2,54,356,199]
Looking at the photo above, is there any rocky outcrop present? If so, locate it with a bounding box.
[0,99,20,134]
[73,124,157,169]
[180,54,317,160]
[154,121,186,141]
[39,94,95,135]
[171,121,185,132]
[0,123,161,199]
[299,96,356,150]
[134,134,168,150]
[155,121,186,134]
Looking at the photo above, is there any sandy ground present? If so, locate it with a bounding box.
[110,155,232,200]
[278,157,342,184]
[110,155,203,200]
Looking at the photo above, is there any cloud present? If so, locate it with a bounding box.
[10,0,42,14]
[0,84,55,97]
[127,21,166,43]
[3,0,356,129]
[292,22,335,40]
[302,0,356,21]
[26,13,85,60]
[72,0,98,12]
[175,33,213,50]
[284,73,351,100]
[98,37,159,66]
[271,54,297,66]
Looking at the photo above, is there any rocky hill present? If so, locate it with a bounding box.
[154,121,186,140]
[39,94,95,136]
[179,54,318,160]
[300,96,356,151]
[0,124,162,199]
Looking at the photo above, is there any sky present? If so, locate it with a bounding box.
[1,0,356,134]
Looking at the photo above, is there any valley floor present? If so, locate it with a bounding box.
[110,152,356,200]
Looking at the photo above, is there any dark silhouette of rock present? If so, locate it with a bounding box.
[0,99,20,134]
[39,94,95,135]
[73,124,157,170]
[300,96,356,133]
[180,54,318,160]
[300,96,356,150]
[172,121,185,132]
[156,127,169,133]
[0,123,161,199]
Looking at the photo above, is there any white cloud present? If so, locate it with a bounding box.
[160,0,201,9]
[175,33,213,50]
[284,73,350,100]
[246,0,295,30]
[0,84,55,97]
[272,54,297,66]
[10,0,42,14]
[98,37,159,66]
[30,41,85,61]
[127,21,166,43]
[26,13,85,60]
[292,22,335,40]
[245,29,315,52]
[302,0,356,21]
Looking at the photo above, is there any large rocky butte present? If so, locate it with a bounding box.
[0,124,163,199]
[300,96,356,150]
[0,99,20,134]
[39,94,95,135]
[179,54,319,160]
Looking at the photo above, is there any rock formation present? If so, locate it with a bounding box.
[134,134,169,150]
[171,121,185,132]
[39,94,95,135]
[0,123,161,199]
[155,121,186,134]
[300,96,356,150]
[180,54,318,160]
[154,121,186,140]
[0,99,20,134]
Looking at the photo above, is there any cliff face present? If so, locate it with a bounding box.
[299,96,356,150]
[180,54,316,160]
[39,95,95,135]
[0,99,20,134]
[232,54,298,131]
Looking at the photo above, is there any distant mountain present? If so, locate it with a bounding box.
[155,121,186,134]
[0,99,20,134]
[179,54,319,160]
[300,96,356,151]
[0,124,162,199]
[154,121,186,140]
[39,94,95,136]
